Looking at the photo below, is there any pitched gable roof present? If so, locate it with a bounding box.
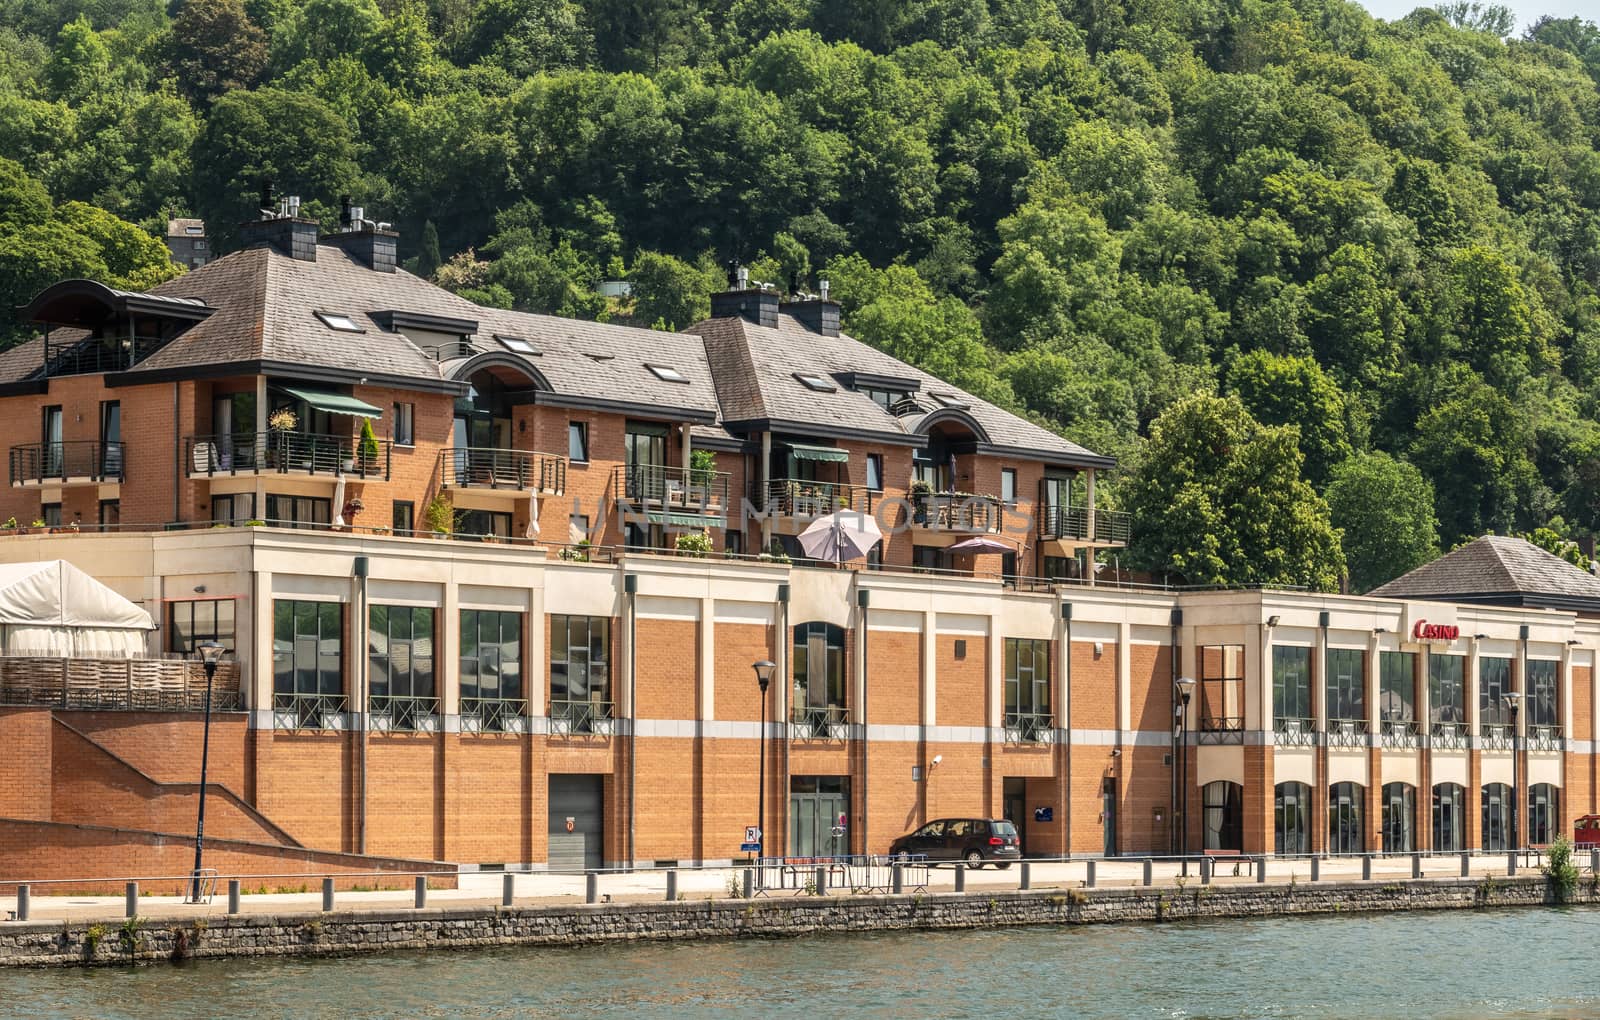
[1370,535,1600,610]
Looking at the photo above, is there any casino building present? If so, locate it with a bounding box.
[0,206,1595,879]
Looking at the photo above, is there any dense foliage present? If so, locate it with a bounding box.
[4,0,1600,589]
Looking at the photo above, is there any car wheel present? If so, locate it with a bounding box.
[994,862,1012,871]
[965,850,984,870]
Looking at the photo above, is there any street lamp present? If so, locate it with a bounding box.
[1503,690,1523,853]
[191,640,225,902]
[1174,676,1196,862]
[752,660,776,860]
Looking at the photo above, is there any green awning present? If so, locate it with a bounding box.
[788,443,849,463]
[277,386,384,419]
[647,511,726,529]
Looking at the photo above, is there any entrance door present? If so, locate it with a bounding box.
[789,776,849,858]
[548,775,604,871]
[624,422,668,500]
[1102,777,1118,857]
[1003,777,1026,854]
[1042,473,1072,534]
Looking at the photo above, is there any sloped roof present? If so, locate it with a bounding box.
[0,560,154,630]
[1371,535,1600,608]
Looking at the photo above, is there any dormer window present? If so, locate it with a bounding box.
[315,311,363,332]
[795,373,837,393]
[647,363,688,383]
[860,386,913,411]
[498,334,539,355]
[931,392,969,409]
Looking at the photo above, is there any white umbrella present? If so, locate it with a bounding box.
[798,509,882,563]
[525,491,541,539]
[331,475,347,527]
[948,536,1011,555]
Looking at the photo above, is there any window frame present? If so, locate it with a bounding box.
[1003,637,1051,724]
[367,604,436,700]
[314,310,364,333]
[392,402,414,447]
[460,609,524,703]
[167,599,237,656]
[1000,468,1017,506]
[272,599,343,698]
[550,615,611,710]
[568,422,589,464]
[792,621,846,713]
[865,453,883,493]
[1325,647,1365,722]
[392,500,414,536]
[1272,646,1312,728]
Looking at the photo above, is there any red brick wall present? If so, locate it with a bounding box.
[0,708,52,820]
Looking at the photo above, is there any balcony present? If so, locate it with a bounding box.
[909,491,1004,534]
[614,464,730,523]
[1274,717,1317,746]
[1197,715,1244,745]
[1326,718,1369,748]
[9,441,124,487]
[755,479,873,517]
[1039,505,1131,546]
[369,695,440,733]
[272,693,349,731]
[549,697,615,736]
[460,697,529,734]
[1529,724,1564,752]
[439,448,565,495]
[1002,711,1055,745]
[1479,723,1515,751]
[791,704,848,741]
[185,432,391,480]
[1430,721,1468,750]
[0,654,240,711]
[44,333,172,377]
[1380,718,1422,750]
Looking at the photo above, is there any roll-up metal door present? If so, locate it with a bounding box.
[548,775,604,871]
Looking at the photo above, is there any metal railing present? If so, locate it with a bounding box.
[1038,505,1132,545]
[459,697,529,734]
[1479,724,1515,751]
[549,698,616,736]
[615,464,730,511]
[184,432,391,480]
[9,441,124,486]
[1431,721,1469,749]
[369,695,440,733]
[791,704,848,741]
[909,492,1004,533]
[439,448,566,495]
[1326,718,1369,748]
[1274,718,1317,746]
[1528,724,1565,751]
[1196,716,1245,744]
[1002,712,1055,745]
[755,478,873,516]
[1380,719,1422,749]
[272,693,349,731]
[44,333,171,376]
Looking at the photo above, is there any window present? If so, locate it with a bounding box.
[1329,782,1365,854]
[460,610,523,702]
[1199,644,1244,736]
[1529,784,1557,846]
[1326,647,1365,721]
[725,530,743,557]
[1275,782,1311,855]
[1382,783,1415,853]
[1429,654,1466,730]
[860,386,911,410]
[1042,556,1073,581]
[497,335,539,355]
[1527,659,1559,729]
[1273,646,1312,729]
[193,239,208,250]
[1379,651,1415,725]
[551,615,611,729]
[315,311,363,332]
[794,373,836,393]
[1482,783,1513,852]
[1479,656,1513,728]
[1004,638,1050,736]
[930,392,968,409]
[866,543,882,570]
[455,509,511,539]
[646,363,689,383]
[393,500,414,535]
[793,621,846,721]
[865,454,883,493]
[1001,468,1017,505]
[368,606,434,698]
[393,403,414,446]
[212,493,255,526]
[98,500,119,530]
[1433,783,1466,852]
[272,600,343,698]
[168,599,237,655]
[266,494,331,529]
[185,225,204,235]
[568,422,589,463]
[1203,781,1243,851]
[100,400,121,478]
[41,503,61,527]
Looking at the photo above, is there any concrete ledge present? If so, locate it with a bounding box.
[1,875,1587,967]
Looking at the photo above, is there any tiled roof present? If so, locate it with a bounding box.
[1370,535,1600,603]
[166,218,204,236]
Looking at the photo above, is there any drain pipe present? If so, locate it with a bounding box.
[1169,606,1181,857]
[777,581,790,857]
[625,572,638,871]
[1059,600,1071,859]
[857,586,870,856]
[353,554,369,854]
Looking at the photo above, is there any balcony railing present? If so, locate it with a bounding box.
[614,464,730,513]
[185,432,391,480]
[439,448,566,495]
[0,655,240,711]
[549,697,615,736]
[369,695,440,733]
[1197,716,1244,744]
[460,697,529,734]
[1274,717,1317,746]
[755,478,873,516]
[1326,718,1369,748]
[1380,718,1422,749]
[44,333,171,377]
[791,704,848,741]
[1039,505,1132,546]
[1002,711,1055,745]
[9,441,124,486]
[1479,724,1515,751]
[909,492,1004,533]
[1528,724,1564,751]
[272,693,349,731]
[1431,721,1468,750]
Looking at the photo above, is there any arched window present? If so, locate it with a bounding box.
[792,622,846,732]
[1329,782,1365,854]
[1202,780,1243,851]
[1382,783,1415,854]
[1433,783,1466,852]
[1482,783,1513,852]
[1275,782,1311,855]
[1529,784,1558,846]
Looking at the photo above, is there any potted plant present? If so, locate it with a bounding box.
[675,530,712,558]
[424,493,453,537]
[358,418,381,474]
[689,449,715,504]
[342,497,364,529]
[29,518,45,532]
[244,519,266,527]
[267,408,298,469]
[1,516,17,535]
[757,538,791,564]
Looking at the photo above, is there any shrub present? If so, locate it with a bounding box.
[1545,835,1579,903]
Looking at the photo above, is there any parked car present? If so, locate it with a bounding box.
[888,817,1021,869]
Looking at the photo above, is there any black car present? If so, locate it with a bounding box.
[888,817,1021,869]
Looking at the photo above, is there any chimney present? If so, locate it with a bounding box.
[323,222,399,273]
[238,187,318,261]
[780,288,840,337]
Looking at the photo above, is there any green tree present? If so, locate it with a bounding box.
[1325,452,1440,593]
[1224,350,1360,486]
[157,0,268,105]
[628,250,719,331]
[44,17,110,103]
[416,219,442,278]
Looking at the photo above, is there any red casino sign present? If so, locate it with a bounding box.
[1412,620,1459,641]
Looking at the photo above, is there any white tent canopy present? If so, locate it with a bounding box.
[0,560,155,657]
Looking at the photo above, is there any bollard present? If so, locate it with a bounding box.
[502,872,515,908]
[1507,852,1516,877]
[125,882,138,918]
[1199,857,1212,885]
[954,863,966,893]
[322,877,334,912]
[1412,854,1422,879]
[1142,859,1153,887]
[585,872,598,904]
[415,875,428,908]
[1460,853,1471,878]
[666,870,678,902]
[742,869,753,899]
[892,864,904,895]
[1256,858,1267,884]
[1361,856,1371,881]
[1310,856,1321,882]
[1020,861,1031,891]
[227,879,240,915]
[814,866,827,896]
[1085,860,1097,889]
[1592,848,1599,874]
[16,884,28,922]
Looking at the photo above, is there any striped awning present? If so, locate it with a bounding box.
[788,444,848,463]
[647,511,725,529]
[277,386,383,419]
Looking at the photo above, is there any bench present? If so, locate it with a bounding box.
[1203,849,1254,876]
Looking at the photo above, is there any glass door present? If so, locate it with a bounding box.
[624,422,668,501]
[42,405,62,477]
[99,401,121,478]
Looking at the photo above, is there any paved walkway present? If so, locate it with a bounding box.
[0,853,1553,926]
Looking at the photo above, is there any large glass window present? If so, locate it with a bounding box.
[1202,780,1243,851]
[272,600,342,697]
[1275,782,1311,855]
[1529,784,1557,846]
[167,599,237,655]
[1326,648,1365,722]
[1329,782,1365,854]
[568,422,588,463]
[1429,654,1466,731]
[1199,644,1244,737]
[1379,652,1416,725]
[1003,638,1050,724]
[1482,783,1513,852]
[1433,783,1466,852]
[1527,659,1559,730]
[460,610,523,701]
[1382,782,1415,853]
[1273,646,1312,730]
[368,605,435,699]
[793,621,846,729]
[551,615,611,729]
[1480,657,1513,728]
[265,494,331,529]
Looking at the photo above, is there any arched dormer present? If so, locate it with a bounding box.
[22,279,210,377]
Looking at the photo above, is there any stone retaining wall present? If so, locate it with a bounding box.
[2,875,1594,967]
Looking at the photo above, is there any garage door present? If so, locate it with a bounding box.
[548,775,604,871]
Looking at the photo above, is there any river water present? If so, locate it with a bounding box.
[8,907,1600,1019]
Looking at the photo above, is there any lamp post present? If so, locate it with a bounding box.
[753,660,776,859]
[1175,676,1196,862]
[191,640,225,902]
[1503,690,1523,853]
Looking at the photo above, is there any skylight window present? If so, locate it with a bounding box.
[497,334,540,355]
[315,311,363,332]
[931,392,969,409]
[647,363,689,383]
[185,225,204,235]
[794,372,837,393]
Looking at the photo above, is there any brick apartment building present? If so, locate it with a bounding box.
[0,207,1596,880]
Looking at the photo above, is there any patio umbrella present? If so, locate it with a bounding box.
[525,490,541,539]
[331,474,347,527]
[798,509,882,563]
[947,536,1011,555]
